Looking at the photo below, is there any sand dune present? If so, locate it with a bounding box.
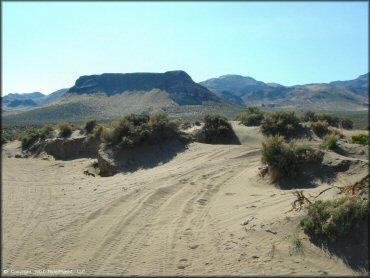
[2,124,368,276]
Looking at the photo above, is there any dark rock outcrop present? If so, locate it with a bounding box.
[68,70,220,105]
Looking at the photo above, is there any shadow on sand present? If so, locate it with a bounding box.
[275,162,350,190]
[308,221,369,273]
[114,139,190,173]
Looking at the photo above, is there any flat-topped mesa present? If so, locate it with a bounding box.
[68,70,220,105]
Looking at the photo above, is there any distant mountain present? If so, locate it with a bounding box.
[199,75,268,105]
[200,74,369,110]
[330,73,368,96]
[4,92,44,101]
[2,89,68,110]
[68,71,219,105]
[3,71,242,124]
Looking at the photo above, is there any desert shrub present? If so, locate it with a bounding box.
[84,120,97,134]
[314,113,339,127]
[102,112,181,148]
[195,114,233,143]
[310,121,329,137]
[293,144,324,164]
[351,133,369,145]
[261,135,298,180]
[321,134,338,150]
[20,129,42,150]
[260,111,301,137]
[41,124,54,138]
[300,197,369,241]
[339,118,353,129]
[194,120,201,126]
[238,106,264,126]
[301,110,316,122]
[58,122,73,138]
[181,121,192,130]
[93,125,103,139]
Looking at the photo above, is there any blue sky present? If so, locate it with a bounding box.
[2,1,368,95]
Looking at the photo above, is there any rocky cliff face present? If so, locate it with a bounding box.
[68,70,220,105]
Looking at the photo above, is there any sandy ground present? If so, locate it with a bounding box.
[2,123,369,276]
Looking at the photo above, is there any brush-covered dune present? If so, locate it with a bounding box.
[2,122,369,276]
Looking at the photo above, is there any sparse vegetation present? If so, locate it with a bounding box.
[237,106,264,126]
[351,133,369,145]
[195,114,233,143]
[260,111,301,137]
[102,112,182,148]
[19,124,55,150]
[300,197,369,241]
[302,110,355,130]
[58,122,73,138]
[321,134,338,150]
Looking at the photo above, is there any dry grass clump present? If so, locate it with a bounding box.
[237,106,264,126]
[102,112,182,148]
[260,111,301,137]
[194,114,233,143]
[321,134,338,150]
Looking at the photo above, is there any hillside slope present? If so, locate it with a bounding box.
[201,74,369,110]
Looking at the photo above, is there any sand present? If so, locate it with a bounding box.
[2,123,369,276]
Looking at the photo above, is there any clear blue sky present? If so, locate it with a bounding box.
[2,1,368,95]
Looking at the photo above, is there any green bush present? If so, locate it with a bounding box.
[58,122,73,138]
[260,111,301,137]
[300,197,369,241]
[311,121,329,137]
[238,106,264,126]
[321,134,338,150]
[351,133,369,145]
[261,135,298,180]
[195,114,233,143]
[102,112,181,148]
[84,120,97,134]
